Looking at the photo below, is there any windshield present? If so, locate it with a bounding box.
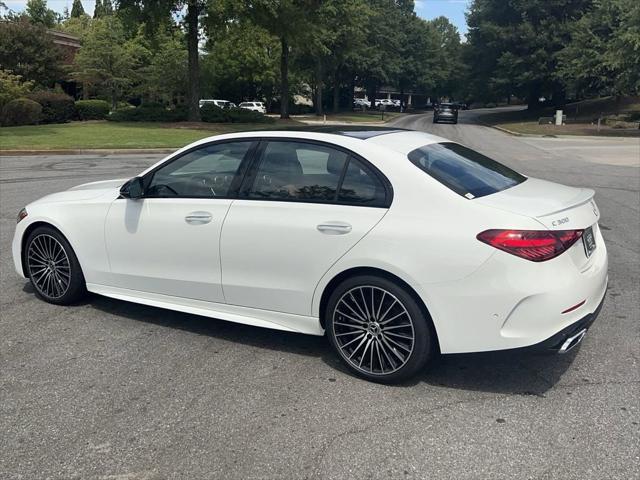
[408,142,526,198]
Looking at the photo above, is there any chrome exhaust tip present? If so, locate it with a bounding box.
[558,328,587,354]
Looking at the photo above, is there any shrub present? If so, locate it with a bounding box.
[200,104,230,122]
[75,100,110,120]
[200,104,274,124]
[0,69,35,111]
[1,98,42,126]
[108,104,188,122]
[227,108,274,123]
[28,91,76,123]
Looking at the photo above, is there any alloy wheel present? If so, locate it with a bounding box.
[332,286,415,375]
[27,234,71,299]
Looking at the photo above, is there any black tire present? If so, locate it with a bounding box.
[24,226,87,305]
[325,275,434,383]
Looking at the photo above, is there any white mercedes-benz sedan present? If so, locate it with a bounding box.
[12,128,608,383]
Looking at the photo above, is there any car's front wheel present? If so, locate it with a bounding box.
[326,275,434,383]
[25,226,87,305]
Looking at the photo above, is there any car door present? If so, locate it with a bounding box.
[104,140,256,303]
[220,139,391,316]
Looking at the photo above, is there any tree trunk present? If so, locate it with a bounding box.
[527,82,542,111]
[332,71,340,113]
[111,86,116,111]
[315,63,323,116]
[186,0,200,122]
[280,36,290,119]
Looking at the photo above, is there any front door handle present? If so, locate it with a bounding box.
[317,222,352,235]
[185,211,213,225]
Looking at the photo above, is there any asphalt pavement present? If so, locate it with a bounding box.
[1,111,639,479]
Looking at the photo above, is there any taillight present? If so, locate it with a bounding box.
[477,229,583,262]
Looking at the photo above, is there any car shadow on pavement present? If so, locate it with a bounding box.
[84,292,576,396]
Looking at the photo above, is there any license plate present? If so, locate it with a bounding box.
[583,226,596,258]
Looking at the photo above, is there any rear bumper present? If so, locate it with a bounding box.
[522,294,605,353]
[421,224,608,354]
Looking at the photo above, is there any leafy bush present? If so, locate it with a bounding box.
[228,108,274,123]
[200,104,229,122]
[200,104,274,124]
[1,98,42,126]
[75,100,110,120]
[28,91,76,123]
[0,69,34,111]
[108,104,188,122]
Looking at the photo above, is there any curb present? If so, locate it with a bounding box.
[0,148,175,156]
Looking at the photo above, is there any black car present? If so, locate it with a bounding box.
[433,103,459,124]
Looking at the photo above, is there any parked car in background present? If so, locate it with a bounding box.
[391,99,401,107]
[433,103,459,124]
[199,99,233,109]
[375,99,395,109]
[353,98,370,109]
[239,102,266,114]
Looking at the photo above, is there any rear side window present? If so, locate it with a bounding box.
[247,140,389,206]
[338,158,387,206]
[408,142,526,198]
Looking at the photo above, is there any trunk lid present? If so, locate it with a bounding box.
[475,177,599,230]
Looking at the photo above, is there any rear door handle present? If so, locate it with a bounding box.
[317,222,352,235]
[185,211,213,225]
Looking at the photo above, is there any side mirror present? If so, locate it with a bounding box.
[120,177,145,199]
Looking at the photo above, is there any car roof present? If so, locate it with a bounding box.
[216,126,447,146]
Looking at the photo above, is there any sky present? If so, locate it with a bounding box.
[5,0,470,36]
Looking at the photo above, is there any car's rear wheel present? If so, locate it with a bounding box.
[326,275,434,383]
[25,226,86,305]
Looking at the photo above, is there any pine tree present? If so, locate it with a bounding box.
[93,0,102,18]
[70,0,85,18]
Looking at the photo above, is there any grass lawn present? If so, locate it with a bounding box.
[0,120,297,151]
[316,111,403,123]
[479,96,640,137]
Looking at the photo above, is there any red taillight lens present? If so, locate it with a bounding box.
[477,229,583,262]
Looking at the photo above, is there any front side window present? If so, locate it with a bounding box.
[147,141,252,198]
[249,141,348,202]
[408,142,526,198]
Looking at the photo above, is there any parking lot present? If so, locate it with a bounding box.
[1,114,639,479]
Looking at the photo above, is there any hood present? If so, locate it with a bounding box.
[29,178,125,206]
[68,178,128,191]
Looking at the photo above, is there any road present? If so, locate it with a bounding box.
[1,113,639,480]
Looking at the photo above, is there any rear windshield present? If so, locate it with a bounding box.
[408,142,526,198]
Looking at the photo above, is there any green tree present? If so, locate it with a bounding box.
[301,0,370,114]
[557,0,640,98]
[202,21,279,106]
[466,0,592,109]
[239,0,320,118]
[93,0,102,18]
[25,0,59,27]
[72,16,136,108]
[70,0,85,18]
[60,13,92,39]
[117,0,205,121]
[0,17,64,86]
